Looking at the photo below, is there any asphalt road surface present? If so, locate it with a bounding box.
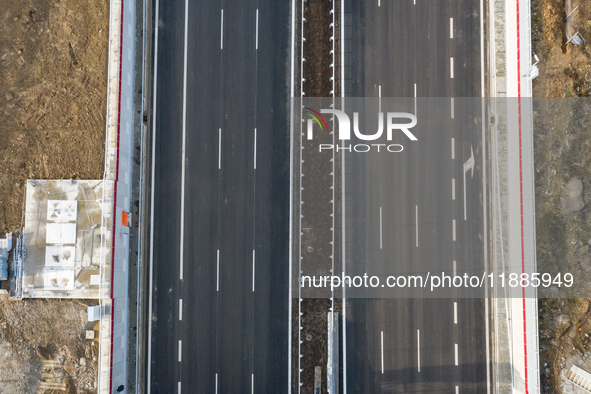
[147,0,290,392]
[342,0,490,392]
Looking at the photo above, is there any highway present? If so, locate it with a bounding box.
[146,0,290,392]
[341,0,490,392]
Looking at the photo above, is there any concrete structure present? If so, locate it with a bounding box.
[567,365,591,392]
[88,305,102,321]
[490,0,540,390]
[96,0,142,391]
[14,180,109,299]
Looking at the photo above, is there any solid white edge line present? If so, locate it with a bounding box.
[485,295,491,393]
[147,0,160,390]
[480,0,491,389]
[217,249,220,291]
[450,17,454,39]
[455,343,459,366]
[454,301,457,324]
[341,0,347,391]
[415,205,418,247]
[451,97,455,119]
[452,178,456,200]
[220,9,224,49]
[179,0,188,282]
[178,340,182,362]
[218,128,222,169]
[298,2,302,384]
[464,168,468,221]
[290,2,296,98]
[450,57,454,78]
[480,0,486,100]
[179,299,183,321]
[414,83,417,116]
[341,0,345,101]
[288,0,296,391]
[330,0,336,379]
[252,250,256,292]
[453,219,456,241]
[379,207,383,249]
[451,137,455,159]
[254,128,257,169]
[381,331,384,374]
[417,329,420,372]
[255,9,259,50]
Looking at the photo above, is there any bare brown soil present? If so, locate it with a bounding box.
[532,0,591,97]
[0,297,99,393]
[532,0,591,391]
[0,0,108,392]
[535,98,591,392]
[0,0,108,237]
[302,0,334,97]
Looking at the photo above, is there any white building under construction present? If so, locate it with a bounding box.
[12,179,117,299]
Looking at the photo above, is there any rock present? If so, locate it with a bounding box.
[79,357,86,367]
[557,314,570,325]
[562,178,585,212]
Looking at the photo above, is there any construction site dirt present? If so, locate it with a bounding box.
[0,0,108,392]
[532,0,591,391]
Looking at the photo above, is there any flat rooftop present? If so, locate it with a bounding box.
[18,180,112,298]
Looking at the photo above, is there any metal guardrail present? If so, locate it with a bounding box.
[297,1,304,390]
[522,0,533,98]
[489,0,541,390]
[328,2,337,393]
[521,0,540,388]
[97,0,124,392]
[526,117,540,394]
